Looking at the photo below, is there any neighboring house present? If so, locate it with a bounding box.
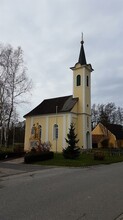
[106,124,123,148]
[24,38,93,152]
[92,123,123,148]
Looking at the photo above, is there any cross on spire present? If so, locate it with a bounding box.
[81,32,84,43]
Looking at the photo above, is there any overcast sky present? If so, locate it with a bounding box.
[0,0,123,120]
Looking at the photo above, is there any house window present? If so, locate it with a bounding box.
[76,75,81,86]
[87,75,89,87]
[53,124,58,139]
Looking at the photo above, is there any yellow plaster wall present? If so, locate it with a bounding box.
[32,116,46,141]
[84,68,91,115]
[64,114,69,138]
[73,66,83,113]
[76,115,83,148]
[48,115,63,152]
[73,65,91,115]
[92,124,103,135]
[92,123,117,148]
[71,103,78,114]
[24,111,91,152]
[24,113,72,153]
[24,117,31,151]
[117,140,123,148]
[108,136,116,148]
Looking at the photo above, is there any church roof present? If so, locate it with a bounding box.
[24,95,78,117]
[78,40,87,65]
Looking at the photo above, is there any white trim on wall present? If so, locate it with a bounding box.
[63,115,66,149]
[82,114,86,149]
[68,113,72,128]
[82,68,86,113]
[30,117,34,130]
[89,73,91,115]
[46,116,49,142]
[73,73,75,98]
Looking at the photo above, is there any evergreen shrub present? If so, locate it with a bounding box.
[63,147,80,159]
[63,123,80,159]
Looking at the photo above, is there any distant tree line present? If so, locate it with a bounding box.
[8,121,25,146]
[91,102,123,128]
[0,43,32,147]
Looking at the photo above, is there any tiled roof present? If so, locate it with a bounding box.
[24,95,78,117]
[106,124,123,140]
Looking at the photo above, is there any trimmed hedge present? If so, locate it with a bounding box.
[24,151,54,164]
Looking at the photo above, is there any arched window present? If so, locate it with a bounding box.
[87,75,89,87]
[53,124,58,139]
[76,75,81,86]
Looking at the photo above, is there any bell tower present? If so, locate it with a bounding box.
[70,35,93,149]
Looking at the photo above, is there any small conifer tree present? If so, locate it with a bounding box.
[63,123,80,159]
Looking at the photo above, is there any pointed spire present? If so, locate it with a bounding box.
[78,33,87,65]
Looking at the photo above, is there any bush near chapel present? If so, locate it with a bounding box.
[24,141,54,163]
[63,123,80,159]
[24,151,54,164]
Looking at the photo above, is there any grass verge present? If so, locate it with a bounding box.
[35,150,123,167]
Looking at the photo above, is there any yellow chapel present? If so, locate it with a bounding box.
[24,37,93,152]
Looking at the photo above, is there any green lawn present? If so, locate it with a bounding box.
[35,150,123,167]
[1,146,123,167]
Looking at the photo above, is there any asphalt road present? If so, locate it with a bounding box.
[0,160,123,220]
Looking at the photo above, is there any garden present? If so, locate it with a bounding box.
[33,149,123,167]
[1,123,123,167]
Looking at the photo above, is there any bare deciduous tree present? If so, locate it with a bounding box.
[0,44,32,146]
